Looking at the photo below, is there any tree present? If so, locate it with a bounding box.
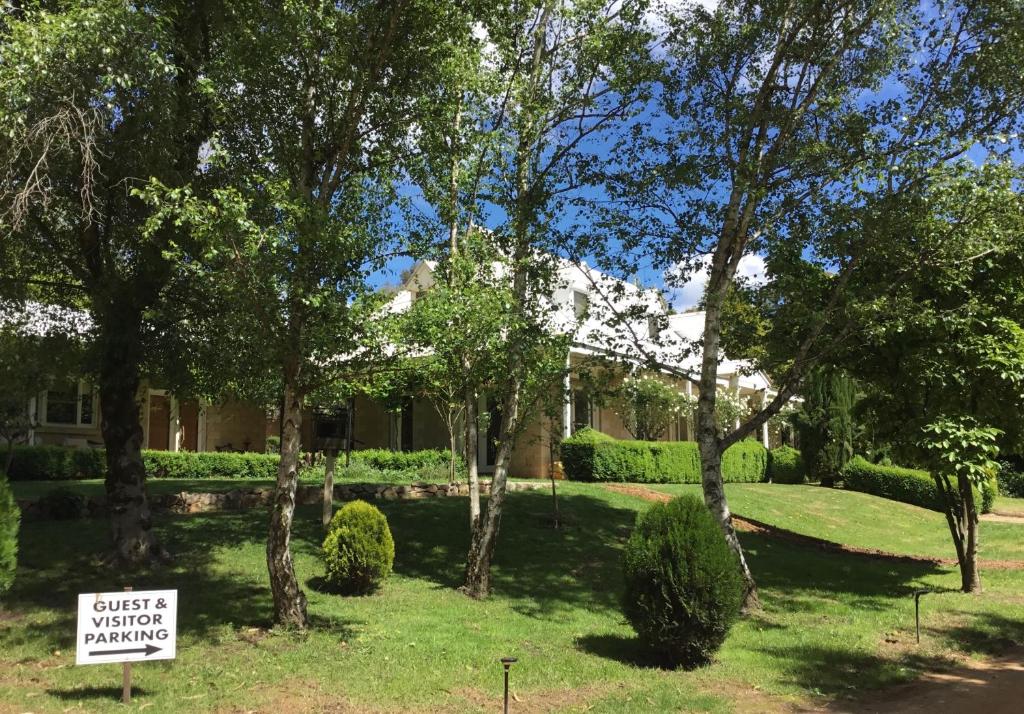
[0,2,224,564]
[454,0,654,598]
[835,162,1024,592]
[584,0,1024,607]
[0,306,84,472]
[401,236,513,488]
[161,1,477,626]
[791,368,858,485]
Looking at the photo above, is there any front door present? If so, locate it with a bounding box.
[147,395,170,451]
[400,400,413,452]
[179,400,200,451]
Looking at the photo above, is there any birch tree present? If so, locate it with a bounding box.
[586,0,1024,607]
[455,0,655,598]
[183,0,476,627]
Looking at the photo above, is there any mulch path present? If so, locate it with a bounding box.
[603,483,1024,571]
[812,647,1024,714]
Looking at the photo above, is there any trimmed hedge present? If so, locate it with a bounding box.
[145,451,279,480]
[721,440,769,483]
[3,445,106,481]
[4,444,463,483]
[3,445,280,481]
[622,494,743,668]
[560,429,768,484]
[767,446,807,484]
[841,456,994,514]
[350,448,462,473]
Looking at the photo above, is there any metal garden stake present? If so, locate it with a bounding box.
[500,657,517,713]
[914,589,931,643]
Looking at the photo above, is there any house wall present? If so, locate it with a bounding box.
[353,395,391,449]
[32,423,103,448]
[410,398,451,452]
[508,412,554,478]
[204,400,267,453]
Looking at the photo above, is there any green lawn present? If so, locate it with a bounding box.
[648,483,1024,563]
[1,482,1023,713]
[993,496,1024,516]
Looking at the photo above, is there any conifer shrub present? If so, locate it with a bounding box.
[622,495,743,668]
[322,500,394,595]
[768,445,807,484]
[0,474,19,596]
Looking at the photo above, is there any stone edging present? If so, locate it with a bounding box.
[17,480,549,520]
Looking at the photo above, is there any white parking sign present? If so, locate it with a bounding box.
[76,590,177,665]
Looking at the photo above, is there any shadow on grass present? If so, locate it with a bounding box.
[375,490,639,618]
[575,632,660,668]
[46,686,152,702]
[931,610,1024,655]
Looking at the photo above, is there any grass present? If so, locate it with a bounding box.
[0,482,1022,713]
[648,483,1024,563]
[992,496,1024,516]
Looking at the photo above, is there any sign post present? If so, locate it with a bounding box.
[76,587,178,702]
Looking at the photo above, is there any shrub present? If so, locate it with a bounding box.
[720,440,768,483]
[3,445,106,481]
[144,451,279,480]
[980,475,998,514]
[351,448,462,473]
[767,446,807,484]
[322,500,394,595]
[3,445,281,481]
[0,474,19,596]
[841,457,989,513]
[997,465,1024,498]
[561,431,767,484]
[622,495,743,668]
[265,435,280,454]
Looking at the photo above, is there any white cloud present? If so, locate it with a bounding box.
[666,253,767,310]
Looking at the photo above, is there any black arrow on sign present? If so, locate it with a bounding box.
[88,643,161,657]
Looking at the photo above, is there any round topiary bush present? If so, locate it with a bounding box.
[0,475,20,597]
[622,494,743,668]
[768,445,807,484]
[322,500,394,595]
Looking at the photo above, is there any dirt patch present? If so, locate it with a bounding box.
[604,484,1024,570]
[813,647,1024,713]
[452,682,617,713]
[982,512,1024,525]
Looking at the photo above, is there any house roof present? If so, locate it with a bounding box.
[394,258,774,393]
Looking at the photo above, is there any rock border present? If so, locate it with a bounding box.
[16,480,549,520]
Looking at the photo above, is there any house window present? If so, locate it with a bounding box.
[572,390,592,433]
[573,290,589,319]
[648,315,659,339]
[43,381,95,426]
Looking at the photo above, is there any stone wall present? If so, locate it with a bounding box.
[17,480,549,520]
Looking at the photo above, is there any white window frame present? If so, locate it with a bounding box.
[573,290,589,319]
[41,380,97,428]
